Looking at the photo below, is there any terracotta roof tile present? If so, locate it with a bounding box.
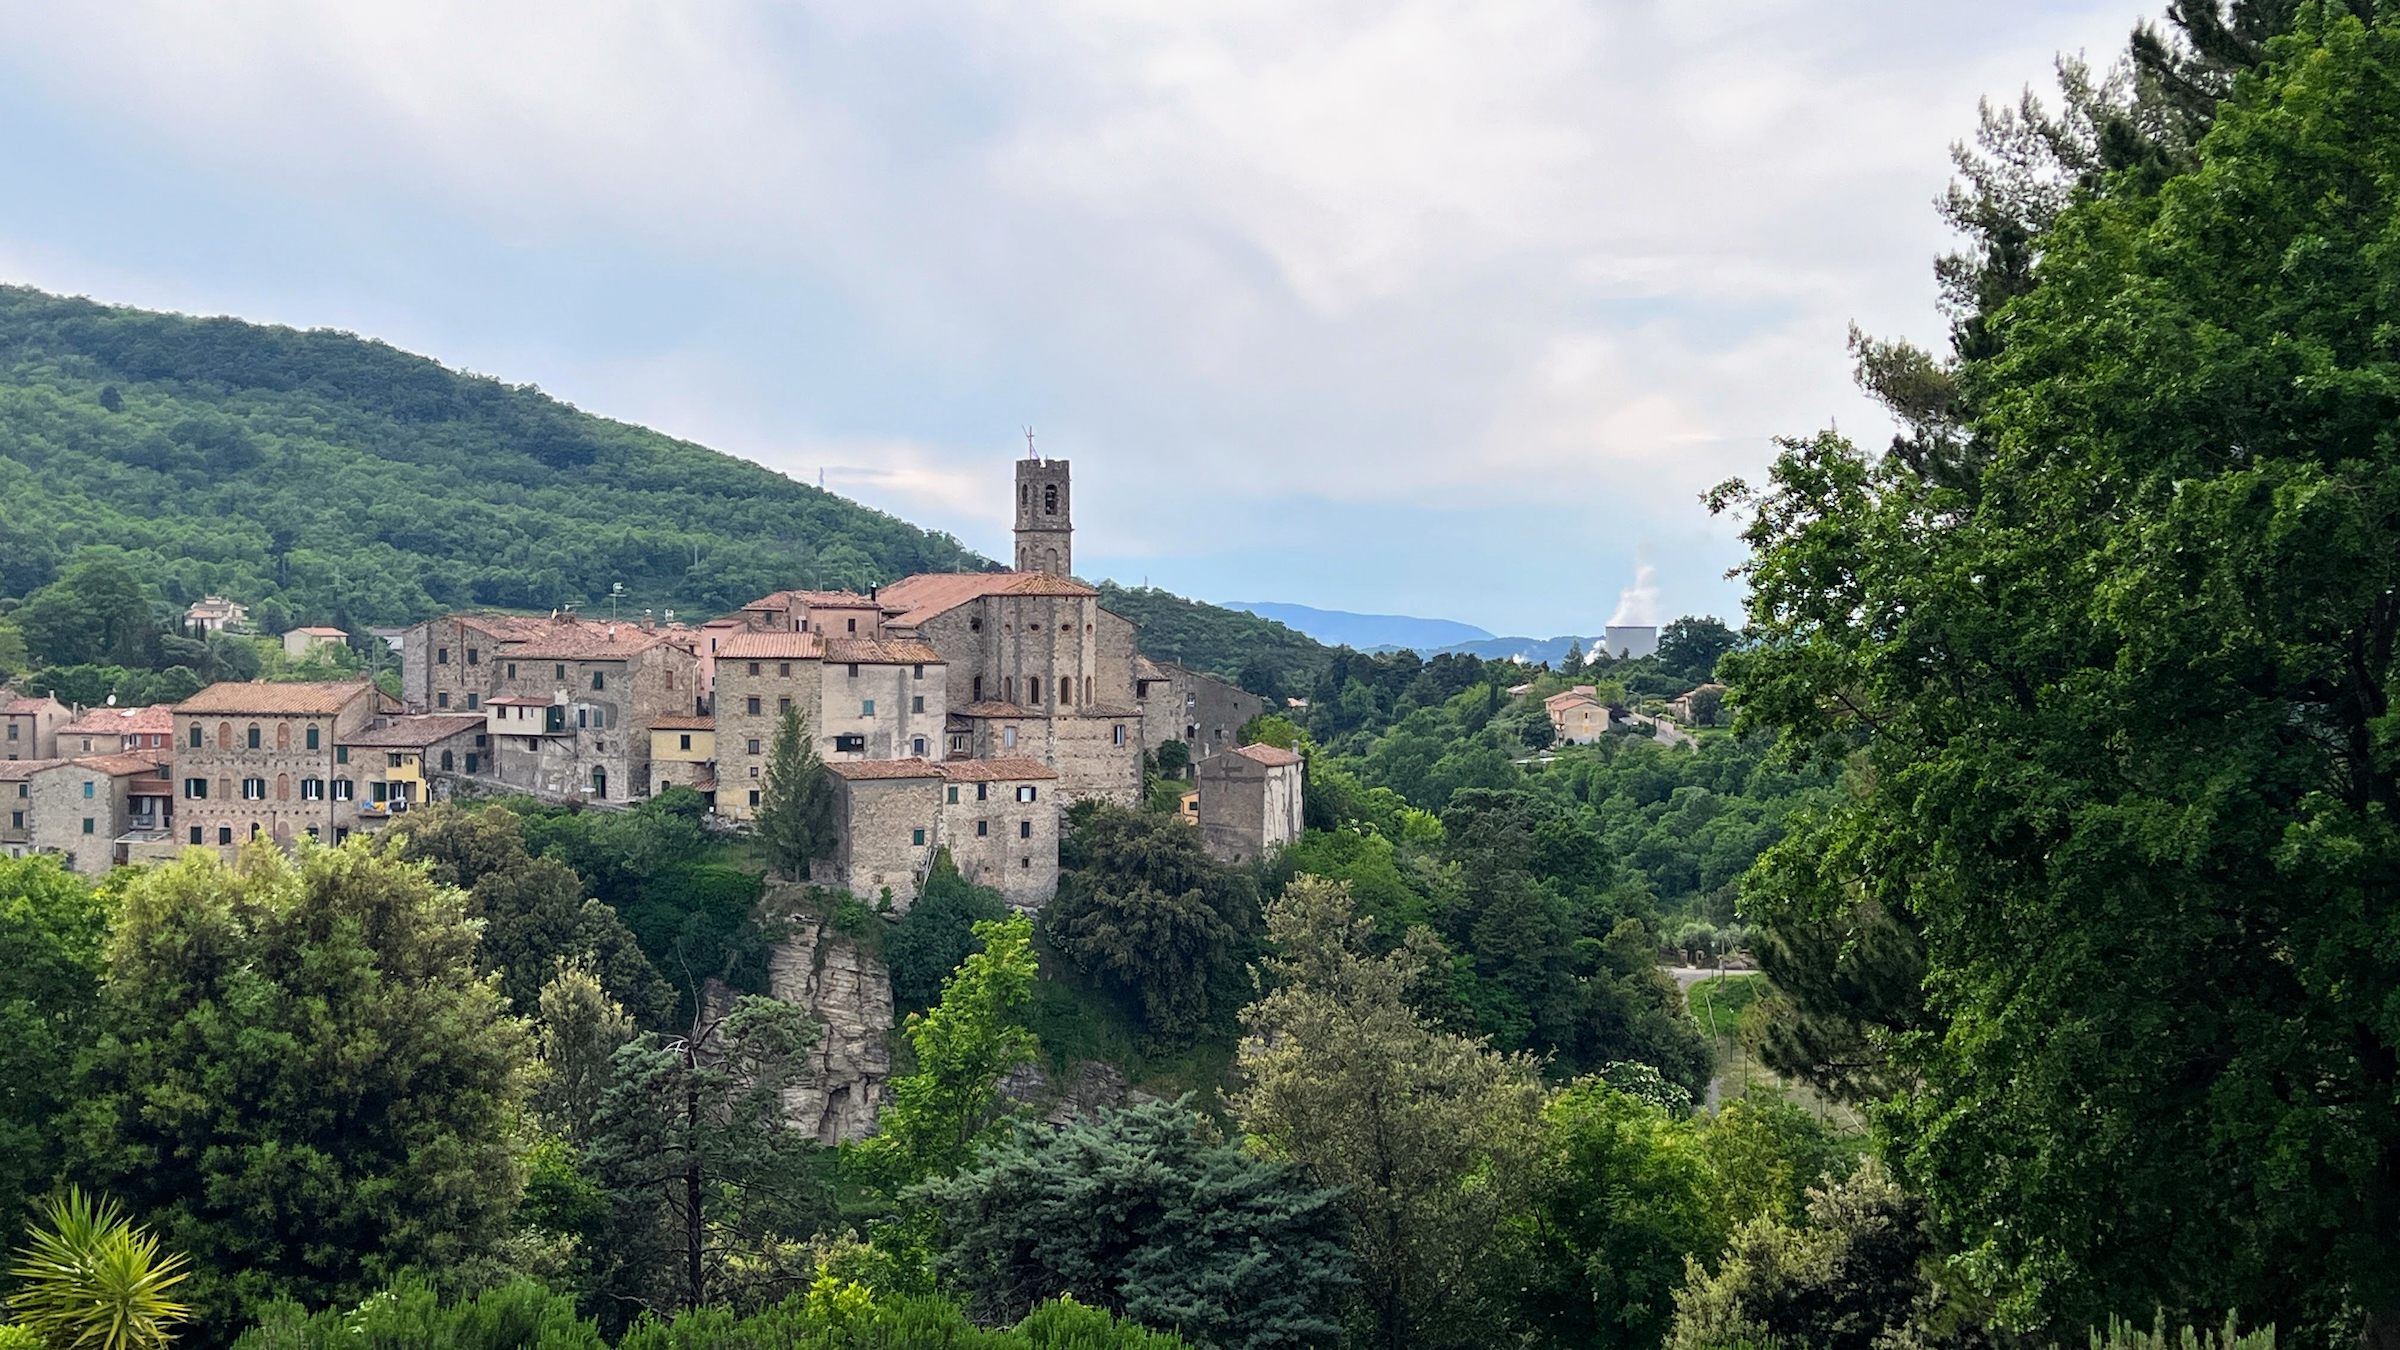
[650,715,714,730]
[1544,690,1601,712]
[939,757,1058,782]
[954,701,1028,718]
[715,632,825,660]
[825,637,944,666]
[341,715,488,748]
[1,695,65,716]
[59,705,177,737]
[1230,743,1303,767]
[505,626,669,660]
[825,758,944,781]
[0,758,65,780]
[291,627,349,638]
[176,682,380,716]
[876,570,1097,627]
[70,754,164,777]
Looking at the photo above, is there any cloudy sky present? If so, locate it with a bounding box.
[0,1,2142,636]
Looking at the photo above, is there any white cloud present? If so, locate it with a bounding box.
[0,0,2149,632]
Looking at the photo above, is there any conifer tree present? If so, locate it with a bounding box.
[754,708,832,880]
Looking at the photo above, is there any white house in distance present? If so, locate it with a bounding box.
[185,596,249,633]
[283,627,350,660]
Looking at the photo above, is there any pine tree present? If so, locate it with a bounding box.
[754,709,831,880]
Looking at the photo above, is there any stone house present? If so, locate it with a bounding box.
[1546,686,1607,744]
[282,627,349,659]
[713,631,826,821]
[648,716,716,795]
[172,681,390,857]
[341,714,489,827]
[937,758,1060,908]
[1197,742,1305,863]
[23,755,158,872]
[2,694,70,760]
[734,589,885,640]
[816,759,945,908]
[1668,682,1728,727]
[1,759,47,857]
[57,704,176,757]
[1133,656,1264,765]
[822,637,948,764]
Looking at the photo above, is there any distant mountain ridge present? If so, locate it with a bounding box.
[1220,601,1494,651]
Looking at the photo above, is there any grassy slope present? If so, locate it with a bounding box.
[0,286,985,625]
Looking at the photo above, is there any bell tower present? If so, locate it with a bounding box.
[1013,450,1072,577]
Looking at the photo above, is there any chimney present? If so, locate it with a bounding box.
[607,624,618,641]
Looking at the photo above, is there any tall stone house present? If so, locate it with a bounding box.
[57,705,177,757]
[1197,742,1305,863]
[173,681,390,856]
[1133,657,1264,764]
[2,694,70,760]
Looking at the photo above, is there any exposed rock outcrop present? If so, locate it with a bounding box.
[762,885,895,1144]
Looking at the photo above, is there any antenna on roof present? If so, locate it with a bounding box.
[1024,425,1036,460]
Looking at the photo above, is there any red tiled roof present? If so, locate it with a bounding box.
[341,715,488,748]
[505,626,668,660]
[0,695,65,716]
[59,705,177,737]
[291,626,349,637]
[715,632,825,660]
[1230,743,1303,767]
[176,682,380,716]
[1544,689,1601,712]
[877,571,1097,627]
[0,758,65,780]
[825,758,944,781]
[939,757,1058,782]
[742,589,878,611]
[650,715,714,730]
[954,702,1027,718]
[486,696,552,707]
[825,637,943,666]
[70,754,163,777]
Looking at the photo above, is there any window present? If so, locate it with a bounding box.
[82,781,94,799]
[8,812,19,829]
[912,828,925,846]
[1027,677,1042,705]
[679,733,692,751]
[748,789,761,806]
[747,738,762,755]
[372,782,389,804]
[779,662,791,677]
[218,722,232,749]
[591,768,607,797]
[1113,724,1127,747]
[555,664,567,679]
[438,646,450,664]
[912,737,927,756]
[847,663,860,678]
[82,818,94,835]
[3,725,12,740]
[302,778,324,800]
[1021,856,1031,869]
[466,694,480,710]
[976,819,988,837]
[246,725,261,749]
[242,778,266,800]
[184,778,207,799]
[833,733,866,753]
[306,726,320,750]
[976,782,989,802]
[666,671,675,690]
[189,826,202,845]
[465,753,479,773]
[475,734,487,747]
[335,827,350,843]
[1017,785,1038,803]
[913,664,924,680]
[1045,482,1058,514]
[438,693,451,709]
[591,672,605,691]
[333,779,353,801]
[440,750,454,771]
[862,699,876,717]
[1003,678,1014,703]
[846,618,857,634]
[1020,820,1032,839]
[973,676,983,701]
[1002,726,1017,749]
[336,746,349,764]
[275,775,290,801]
[946,786,959,804]
[467,648,479,665]
[911,696,925,713]
[388,753,404,769]
[218,827,232,845]
[746,696,762,716]
[507,662,517,678]
[749,662,761,676]
[189,726,202,749]
[779,696,792,714]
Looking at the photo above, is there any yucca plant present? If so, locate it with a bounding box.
[7,1188,191,1350]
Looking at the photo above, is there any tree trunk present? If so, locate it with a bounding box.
[685,1073,705,1310]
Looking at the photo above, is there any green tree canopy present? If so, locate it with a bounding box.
[73,843,534,1330]
[0,856,108,1257]
[1045,802,1259,1045]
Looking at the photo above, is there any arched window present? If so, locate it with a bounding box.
[189,726,202,749]
[275,724,291,751]
[440,750,454,771]
[590,768,607,798]
[1044,483,1058,515]
[217,723,233,750]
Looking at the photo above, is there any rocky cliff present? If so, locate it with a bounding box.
[761,883,895,1144]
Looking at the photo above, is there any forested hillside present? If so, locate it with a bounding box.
[0,287,984,625]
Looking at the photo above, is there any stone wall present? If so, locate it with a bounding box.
[938,767,1061,908]
[176,698,380,857]
[28,763,131,872]
[716,655,824,820]
[820,769,943,908]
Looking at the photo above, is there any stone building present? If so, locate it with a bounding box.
[937,758,1061,908]
[57,704,176,757]
[877,571,1142,805]
[1197,742,1305,863]
[1133,656,1264,764]
[712,631,823,820]
[23,755,158,872]
[2,694,69,760]
[1014,455,1072,576]
[172,681,390,856]
[816,759,945,907]
[342,714,489,826]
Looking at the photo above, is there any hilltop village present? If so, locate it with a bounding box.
[1,457,1297,902]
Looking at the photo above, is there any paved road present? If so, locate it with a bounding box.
[1628,712,1694,748]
